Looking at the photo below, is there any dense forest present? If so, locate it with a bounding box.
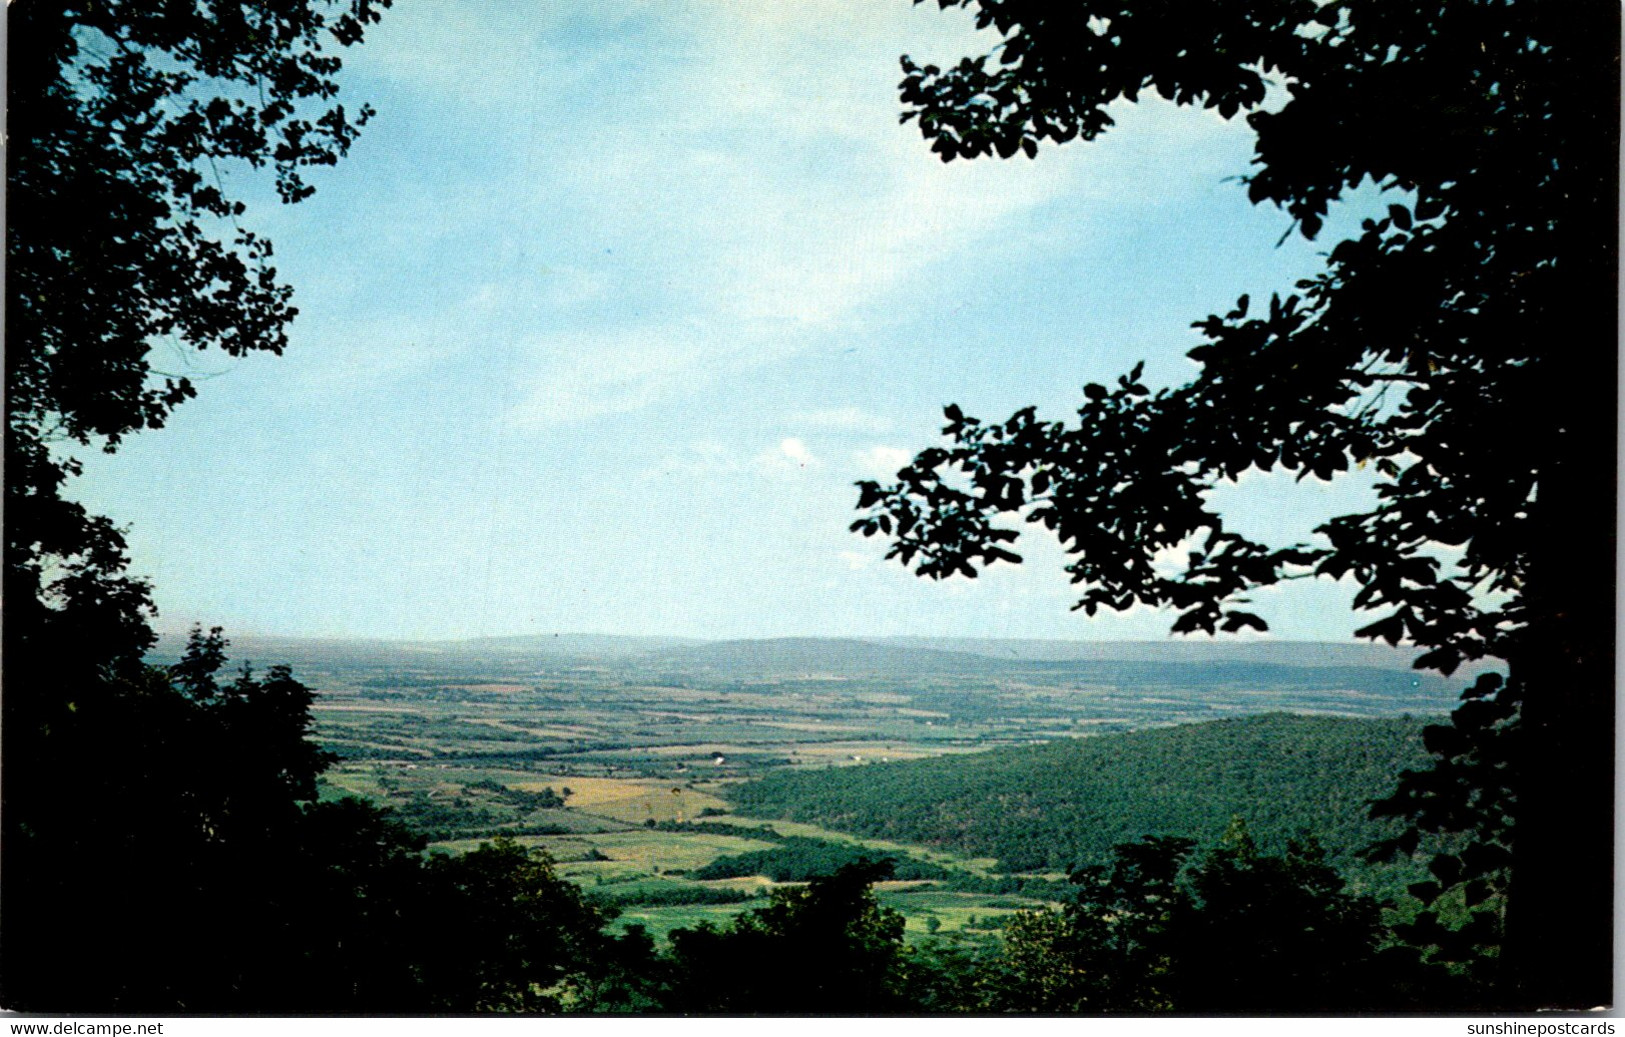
[729,714,1435,878]
[692,835,953,883]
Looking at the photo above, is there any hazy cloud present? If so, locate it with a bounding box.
[837,550,872,571]
[854,445,913,478]
[756,436,820,477]
[789,407,893,432]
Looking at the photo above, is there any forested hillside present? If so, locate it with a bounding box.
[727,714,1435,876]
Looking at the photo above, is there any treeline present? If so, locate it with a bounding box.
[650,819,955,882]
[587,881,760,909]
[693,835,952,882]
[650,820,1072,898]
[583,842,1491,1014]
[363,779,569,841]
[894,832,1486,1014]
[6,631,619,1013]
[466,777,568,810]
[728,714,1437,876]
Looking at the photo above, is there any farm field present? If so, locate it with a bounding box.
[175,633,1465,942]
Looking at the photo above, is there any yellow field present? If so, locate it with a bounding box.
[633,743,761,758]
[788,742,929,763]
[513,775,728,822]
[701,875,775,893]
[460,718,599,740]
[749,720,867,734]
[442,835,544,854]
[726,815,1005,877]
[581,831,779,872]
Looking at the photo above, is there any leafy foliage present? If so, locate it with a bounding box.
[285,819,618,1014]
[663,860,912,1013]
[982,833,1444,1014]
[5,632,618,1012]
[6,0,395,1008]
[860,0,1617,1006]
[1171,828,1395,1013]
[588,882,760,909]
[693,835,952,883]
[8,0,392,665]
[0,2,631,1013]
[7,628,335,1009]
[1367,670,1516,986]
[408,838,611,1013]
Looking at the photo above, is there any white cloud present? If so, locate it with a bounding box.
[854,445,913,478]
[1150,541,1192,578]
[750,437,823,480]
[837,550,872,571]
[781,437,816,465]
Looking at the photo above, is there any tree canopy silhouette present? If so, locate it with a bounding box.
[664,859,912,1013]
[855,0,1617,1009]
[7,0,392,679]
[2,1,409,1011]
[2,6,686,1014]
[985,831,1438,1014]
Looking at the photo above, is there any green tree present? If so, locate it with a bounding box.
[991,833,1425,1014]
[856,0,1615,1008]
[664,859,911,1013]
[8,628,620,1013]
[979,907,1089,1012]
[410,838,614,1013]
[6,628,341,1009]
[7,0,393,671]
[2,3,640,1016]
[1170,825,1398,1013]
[565,924,672,1014]
[1064,836,1194,1011]
[3,0,395,1010]
[980,837,1195,1012]
[898,935,990,1013]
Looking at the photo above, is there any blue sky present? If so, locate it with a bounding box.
[76,0,1393,642]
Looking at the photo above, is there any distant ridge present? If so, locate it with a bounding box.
[634,638,1459,708]
[148,631,1496,681]
[462,633,703,656]
[643,637,1004,676]
[147,631,701,666]
[877,636,1498,674]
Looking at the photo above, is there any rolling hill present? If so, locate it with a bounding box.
[879,636,1501,675]
[641,636,1010,676]
[643,637,1453,690]
[725,713,1439,880]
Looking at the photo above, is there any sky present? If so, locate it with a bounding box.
[75,0,1399,643]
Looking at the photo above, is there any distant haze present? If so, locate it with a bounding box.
[149,630,1498,679]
